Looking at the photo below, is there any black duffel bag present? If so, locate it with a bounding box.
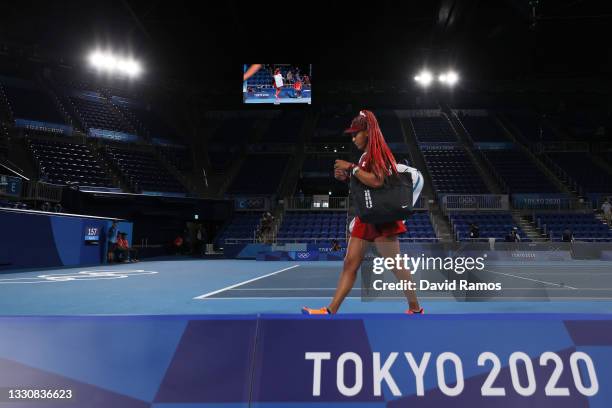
[350,170,414,224]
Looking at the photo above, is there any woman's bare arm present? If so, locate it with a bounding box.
[352,168,384,188]
[334,159,384,188]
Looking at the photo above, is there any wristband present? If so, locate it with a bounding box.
[351,165,360,176]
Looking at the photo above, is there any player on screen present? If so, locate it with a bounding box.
[302,110,424,315]
[273,68,284,101]
[293,78,302,98]
[243,64,262,81]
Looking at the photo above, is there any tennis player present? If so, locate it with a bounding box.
[303,110,424,315]
[273,68,284,101]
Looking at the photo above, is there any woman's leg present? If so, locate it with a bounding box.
[327,236,369,313]
[373,235,421,312]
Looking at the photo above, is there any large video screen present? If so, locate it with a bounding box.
[243,64,311,104]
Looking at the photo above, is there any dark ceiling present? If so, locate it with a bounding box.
[0,0,610,84]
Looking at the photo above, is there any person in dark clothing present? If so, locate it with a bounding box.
[469,223,480,240]
[562,227,574,243]
[107,221,118,263]
[505,227,521,243]
[116,232,138,262]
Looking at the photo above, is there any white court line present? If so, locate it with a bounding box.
[199,296,368,300]
[484,269,578,290]
[231,288,337,290]
[193,264,300,299]
[228,287,609,291]
[196,296,612,300]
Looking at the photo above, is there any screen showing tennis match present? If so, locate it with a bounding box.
[243,64,312,104]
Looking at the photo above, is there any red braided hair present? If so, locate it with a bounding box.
[361,110,397,180]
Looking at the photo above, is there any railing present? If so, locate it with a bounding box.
[442,194,509,213]
[21,180,63,203]
[538,153,580,195]
[0,159,27,179]
[285,195,428,211]
[475,149,509,192]
[275,237,346,244]
[397,237,440,242]
[304,143,351,153]
[223,238,257,244]
[223,236,441,245]
[285,196,349,210]
[557,238,612,242]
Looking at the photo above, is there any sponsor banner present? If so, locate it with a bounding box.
[474,142,515,150]
[484,250,572,262]
[289,250,320,261]
[89,128,139,143]
[417,142,459,150]
[141,191,187,198]
[0,315,610,406]
[14,118,73,135]
[512,193,572,209]
[308,244,347,253]
[233,197,269,210]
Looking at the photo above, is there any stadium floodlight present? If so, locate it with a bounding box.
[88,50,142,78]
[439,70,459,86]
[414,70,433,87]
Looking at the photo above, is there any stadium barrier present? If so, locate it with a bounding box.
[220,240,612,261]
[285,196,428,211]
[1,314,609,406]
[442,194,509,213]
[0,208,131,269]
[512,194,587,210]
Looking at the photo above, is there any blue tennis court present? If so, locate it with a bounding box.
[2,258,612,315]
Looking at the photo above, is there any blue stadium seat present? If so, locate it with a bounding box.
[534,212,612,242]
[104,145,185,193]
[421,148,489,194]
[410,116,457,142]
[27,137,113,187]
